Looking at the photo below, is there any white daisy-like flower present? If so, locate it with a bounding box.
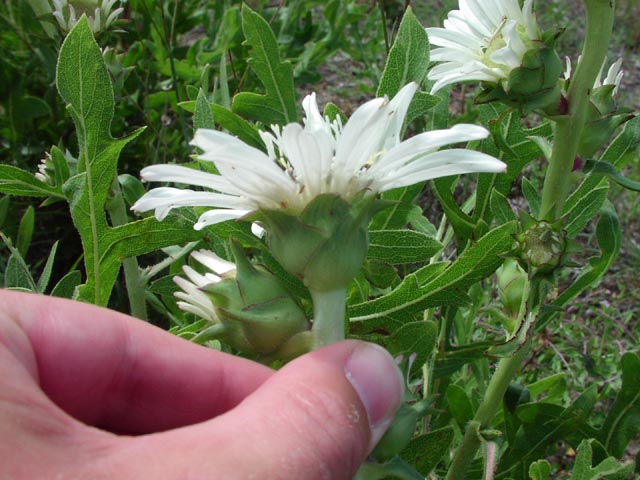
[52,0,124,33]
[173,249,235,322]
[132,82,506,230]
[426,0,539,94]
[565,57,623,96]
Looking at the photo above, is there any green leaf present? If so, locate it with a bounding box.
[386,320,438,376]
[180,101,265,150]
[370,184,423,230]
[36,241,59,293]
[564,116,640,232]
[194,89,216,130]
[401,426,455,476]
[446,384,475,430]
[598,353,640,458]
[585,159,640,191]
[499,386,599,478]
[232,5,297,125]
[368,230,442,264]
[1,233,36,291]
[0,196,9,228]
[350,222,515,322]
[16,205,35,258]
[564,186,609,238]
[529,459,552,480]
[490,189,517,225]
[572,439,633,479]
[377,6,430,98]
[522,177,541,218]
[51,270,83,299]
[56,17,145,305]
[0,165,64,198]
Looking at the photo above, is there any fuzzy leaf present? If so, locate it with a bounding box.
[571,439,633,479]
[232,5,297,125]
[368,230,442,264]
[377,6,430,98]
[0,165,64,198]
[350,222,515,322]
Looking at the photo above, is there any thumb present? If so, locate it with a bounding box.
[119,340,404,480]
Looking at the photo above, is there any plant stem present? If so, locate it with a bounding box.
[106,179,148,320]
[540,0,615,220]
[444,340,532,480]
[310,288,347,348]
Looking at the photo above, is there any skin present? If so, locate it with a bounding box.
[0,290,401,479]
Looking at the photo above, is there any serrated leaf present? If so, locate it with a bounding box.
[377,6,430,99]
[56,17,146,305]
[0,165,64,198]
[368,229,442,264]
[232,5,297,125]
[350,222,515,322]
[598,353,640,458]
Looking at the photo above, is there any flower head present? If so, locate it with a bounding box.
[426,0,540,94]
[132,83,505,230]
[564,57,624,96]
[52,0,123,33]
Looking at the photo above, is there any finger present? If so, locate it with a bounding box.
[114,340,404,480]
[0,290,273,433]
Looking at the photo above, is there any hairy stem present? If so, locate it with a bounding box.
[445,340,532,480]
[310,288,347,348]
[540,0,616,220]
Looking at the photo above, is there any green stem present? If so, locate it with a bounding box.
[444,340,532,480]
[106,179,148,320]
[310,288,347,348]
[540,0,615,220]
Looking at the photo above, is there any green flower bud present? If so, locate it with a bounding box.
[203,242,309,355]
[514,216,567,276]
[477,33,564,115]
[496,258,529,319]
[255,194,388,292]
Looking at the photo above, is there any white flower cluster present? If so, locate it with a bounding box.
[52,0,124,34]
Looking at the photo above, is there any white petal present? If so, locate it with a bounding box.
[132,187,249,220]
[194,209,250,230]
[191,249,235,276]
[140,164,242,195]
[376,150,506,191]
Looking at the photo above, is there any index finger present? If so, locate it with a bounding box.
[0,290,273,434]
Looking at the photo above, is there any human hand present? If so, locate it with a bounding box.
[0,290,403,479]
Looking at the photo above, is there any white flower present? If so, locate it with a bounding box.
[173,249,235,322]
[52,0,124,33]
[565,57,623,96]
[132,82,506,230]
[426,0,539,94]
